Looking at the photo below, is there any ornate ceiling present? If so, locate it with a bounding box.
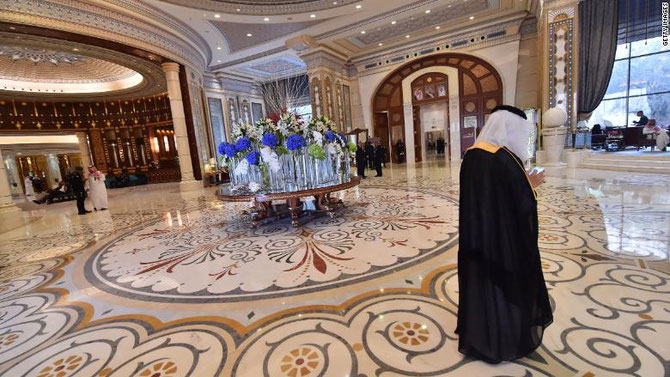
[0,44,143,94]
[212,20,321,53]
[349,0,490,46]
[0,34,166,100]
[158,0,361,15]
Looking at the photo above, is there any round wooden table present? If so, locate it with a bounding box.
[216,177,361,227]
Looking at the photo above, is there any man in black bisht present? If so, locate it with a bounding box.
[374,142,386,177]
[365,141,375,169]
[457,105,552,363]
[355,142,367,179]
[395,139,405,163]
[67,166,90,215]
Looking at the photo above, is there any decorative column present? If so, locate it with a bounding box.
[46,153,62,188]
[5,156,22,196]
[538,0,580,154]
[298,46,355,131]
[161,62,198,186]
[76,132,93,170]
[0,148,23,233]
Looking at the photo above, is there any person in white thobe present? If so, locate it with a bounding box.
[23,175,34,196]
[642,119,669,151]
[87,166,108,210]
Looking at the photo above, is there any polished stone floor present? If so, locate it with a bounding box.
[0,161,669,377]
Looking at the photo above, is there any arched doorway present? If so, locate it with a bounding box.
[372,53,503,163]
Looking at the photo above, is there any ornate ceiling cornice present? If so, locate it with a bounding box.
[0,0,209,72]
[156,0,361,16]
[107,0,213,66]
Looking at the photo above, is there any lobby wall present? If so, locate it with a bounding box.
[0,94,182,182]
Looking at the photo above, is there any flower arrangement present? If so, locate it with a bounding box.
[219,113,353,193]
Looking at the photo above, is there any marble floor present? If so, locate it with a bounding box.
[0,161,669,377]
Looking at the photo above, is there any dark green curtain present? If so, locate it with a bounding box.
[577,0,619,114]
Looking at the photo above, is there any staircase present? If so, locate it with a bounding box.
[578,151,670,174]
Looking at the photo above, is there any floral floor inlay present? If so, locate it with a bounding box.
[0,163,668,377]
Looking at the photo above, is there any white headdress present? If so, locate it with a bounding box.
[476,106,532,161]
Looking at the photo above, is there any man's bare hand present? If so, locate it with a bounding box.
[529,170,545,188]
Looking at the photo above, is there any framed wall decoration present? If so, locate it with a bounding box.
[464,116,478,129]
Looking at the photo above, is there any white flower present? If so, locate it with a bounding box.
[248,181,261,192]
[313,131,323,146]
[260,147,281,172]
[327,143,337,156]
[234,159,249,175]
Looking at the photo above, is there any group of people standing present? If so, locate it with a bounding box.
[30,165,109,215]
[355,140,386,178]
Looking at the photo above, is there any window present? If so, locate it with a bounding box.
[292,104,312,121]
[590,36,670,128]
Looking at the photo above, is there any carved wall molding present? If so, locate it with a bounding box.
[353,20,522,74]
[0,0,208,72]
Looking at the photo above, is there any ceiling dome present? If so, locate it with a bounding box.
[0,44,143,95]
[0,34,167,100]
[159,0,357,15]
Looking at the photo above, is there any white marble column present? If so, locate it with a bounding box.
[4,156,22,196]
[162,62,199,188]
[76,132,92,170]
[46,154,62,189]
[0,148,23,233]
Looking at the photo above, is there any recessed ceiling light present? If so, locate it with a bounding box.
[236,8,241,12]
[214,14,220,18]
[425,9,431,13]
[217,60,221,63]
[356,4,362,9]
[448,5,452,7]
[469,16,475,20]
[435,26,441,30]
[247,33,253,37]
[264,17,269,21]
[406,35,410,38]
[378,43,383,46]
[310,14,316,18]
[360,30,366,34]
[333,1,337,4]
[72,48,79,51]
[391,20,397,25]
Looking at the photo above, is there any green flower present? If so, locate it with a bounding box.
[308,144,327,160]
[347,142,357,153]
[276,145,289,156]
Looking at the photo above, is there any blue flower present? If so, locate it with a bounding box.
[218,142,237,158]
[338,132,346,141]
[246,151,260,165]
[262,132,279,147]
[236,137,251,152]
[286,134,306,151]
[324,131,336,142]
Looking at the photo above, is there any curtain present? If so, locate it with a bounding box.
[578,0,619,114]
[617,0,663,44]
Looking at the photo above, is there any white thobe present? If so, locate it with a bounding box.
[643,126,670,150]
[88,174,109,209]
[24,177,34,196]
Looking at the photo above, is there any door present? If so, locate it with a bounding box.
[412,106,422,162]
[373,112,390,163]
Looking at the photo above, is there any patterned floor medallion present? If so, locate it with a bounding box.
[0,163,669,377]
[85,186,459,302]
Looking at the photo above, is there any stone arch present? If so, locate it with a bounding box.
[371,53,503,162]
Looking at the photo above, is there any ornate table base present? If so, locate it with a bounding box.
[217,178,360,227]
